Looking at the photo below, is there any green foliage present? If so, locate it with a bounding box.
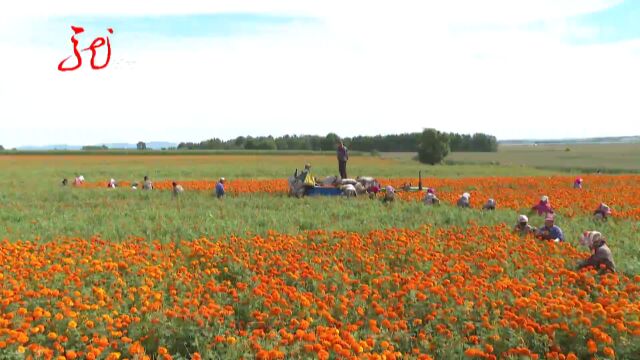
[81,145,109,150]
[418,128,450,165]
[175,131,498,152]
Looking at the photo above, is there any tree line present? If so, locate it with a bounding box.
[177,131,497,153]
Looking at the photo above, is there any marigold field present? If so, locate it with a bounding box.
[81,175,640,220]
[1,154,639,359]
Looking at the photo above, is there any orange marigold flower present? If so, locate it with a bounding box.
[603,347,615,357]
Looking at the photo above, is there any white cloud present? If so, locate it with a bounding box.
[1,0,639,148]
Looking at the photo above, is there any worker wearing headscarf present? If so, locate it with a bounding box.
[573,177,583,189]
[482,198,496,211]
[593,203,612,220]
[457,192,471,208]
[531,195,554,216]
[513,215,535,236]
[577,231,615,273]
[423,192,440,205]
[382,185,395,203]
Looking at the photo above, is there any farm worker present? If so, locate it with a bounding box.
[482,198,496,211]
[337,141,349,179]
[457,193,471,208]
[531,196,554,216]
[299,164,316,194]
[74,175,84,186]
[423,192,440,205]
[288,171,303,198]
[513,215,536,236]
[577,231,615,273]
[427,188,435,195]
[61,178,68,186]
[107,178,117,188]
[382,185,395,203]
[573,177,583,189]
[593,203,612,220]
[367,181,381,199]
[289,164,315,198]
[172,181,184,196]
[535,214,564,242]
[143,176,153,190]
[341,184,357,197]
[215,178,226,198]
[131,182,138,190]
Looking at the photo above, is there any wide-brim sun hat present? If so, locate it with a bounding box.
[541,195,549,202]
[518,214,528,223]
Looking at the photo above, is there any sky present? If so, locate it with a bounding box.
[0,0,639,148]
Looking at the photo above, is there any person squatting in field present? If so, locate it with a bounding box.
[382,185,395,203]
[143,176,153,190]
[423,188,440,205]
[513,214,536,236]
[577,231,615,273]
[482,198,496,211]
[574,177,583,189]
[457,192,471,208]
[594,203,612,220]
[172,181,184,196]
[536,213,564,242]
[74,175,85,186]
[531,195,554,216]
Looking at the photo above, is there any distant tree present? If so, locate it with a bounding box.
[321,133,340,151]
[0,145,4,150]
[136,141,147,150]
[418,128,450,165]
[234,136,247,148]
[82,145,108,150]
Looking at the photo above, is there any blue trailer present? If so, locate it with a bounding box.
[306,187,342,196]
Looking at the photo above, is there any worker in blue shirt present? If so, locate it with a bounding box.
[536,214,564,242]
[215,177,226,198]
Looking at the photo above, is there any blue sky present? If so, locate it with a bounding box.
[0,0,639,147]
[568,0,640,44]
[54,13,317,43]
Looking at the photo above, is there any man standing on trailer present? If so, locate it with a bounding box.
[337,140,349,179]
